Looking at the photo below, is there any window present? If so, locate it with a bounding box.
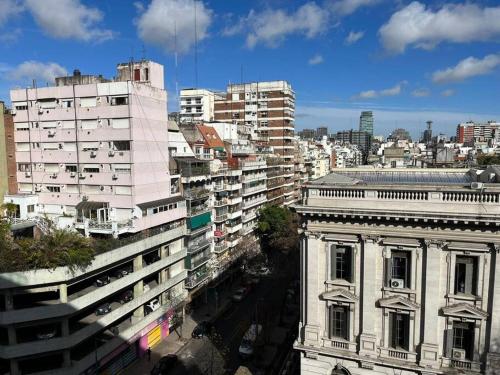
[112,141,130,151]
[329,306,348,340]
[47,186,61,193]
[387,251,411,289]
[389,312,409,350]
[18,164,31,172]
[329,245,353,282]
[455,256,478,295]
[27,205,34,213]
[451,322,474,360]
[110,96,128,106]
[65,165,77,173]
[80,97,97,108]
[61,99,73,108]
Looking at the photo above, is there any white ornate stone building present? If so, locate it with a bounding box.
[294,167,500,375]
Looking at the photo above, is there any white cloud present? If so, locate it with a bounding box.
[136,0,212,54]
[24,0,114,42]
[0,0,23,26]
[412,88,430,97]
[328,0,380,16]
[308,54,324,65]
[379,2,500,54]
[224,2,329,49]
[356,82,406,99]
[432,54,500,84]
[441,89,455,97]
[6,61,67,84]
[345,30,364,45]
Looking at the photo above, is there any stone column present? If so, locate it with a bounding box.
[10,360,19,375]
[486,245,500,373]
[358,235,380,358]
[419,240,445,369]
[302,232,321,347]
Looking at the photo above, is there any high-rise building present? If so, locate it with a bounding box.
[316,126,328,138]
[214,81,296,205]
[0,101,16,201]
[456,121,499,144]
[10,61,184,237]
[335,130,372,162]
[179,89,222,124]
[423,120,433,144]
[295,167,500,374]
[359,111,373,136]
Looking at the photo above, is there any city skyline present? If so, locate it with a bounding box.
[0,1,500,136]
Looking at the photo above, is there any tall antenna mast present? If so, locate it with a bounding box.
[174,21,179,102]
[194,0,198,88]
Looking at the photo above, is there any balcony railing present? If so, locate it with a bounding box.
[214,213,228,222]
[186,251,211,270]
[185,268,210,289]
[214,199,228,207]
[187,238,210,253]
[214,242,228,254]
[184,188,210,200]
[243,184,267,195]
[187,204,210,216]
[242,196,267,209]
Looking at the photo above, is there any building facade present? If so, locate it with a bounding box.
[294,168,500,375]
[179,89,220,124]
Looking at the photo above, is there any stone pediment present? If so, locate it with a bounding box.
[441,303,488,320]
[377,295,420,311]
[320,289,358,303]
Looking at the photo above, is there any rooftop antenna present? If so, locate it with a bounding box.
[174,21,179,102]
[141,43,146,61]
[193,0,199,88]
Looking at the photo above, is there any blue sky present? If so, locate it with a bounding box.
[1,0,500,138]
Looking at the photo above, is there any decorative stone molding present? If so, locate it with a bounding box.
[360,234,382,244]
[320,289,359,303]
[441,302,488,320]
[493,243,500,253]
[377,295,420,311]
[424,239,449,249]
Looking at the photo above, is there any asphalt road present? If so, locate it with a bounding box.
[168,265,296,375]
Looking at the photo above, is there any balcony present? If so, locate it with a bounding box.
[214,213,228,222]
[214,242,229,254]
[243,184,267,196]
[232,144,255,155]
[242,172,267,183]
[185,267,210,289]
[379,347,417,363]
[240,160,267,171]
[243,196,267,209]
[184,188,210,200]
[214,199,228,207]
[321,337,357,353]
[187,237,211,253]
[185,251,211,270]
[187,203,210,216]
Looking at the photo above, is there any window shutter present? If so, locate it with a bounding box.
[344,307,350,340]
[404,314,410,350]
[385,257,392,287]
[464,259,474,295]
[330,244,337,280]
[445,328,454,358]
[389,312,395,348]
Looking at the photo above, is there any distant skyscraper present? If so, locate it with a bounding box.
[316,126,328,138]
[423,121,433,144]
[359,111,374,136]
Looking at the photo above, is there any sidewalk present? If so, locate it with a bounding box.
[124,280,236,375]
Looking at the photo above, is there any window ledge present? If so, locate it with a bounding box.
[380,347,417,363]
[325,279,355,287]
[383,286,417,295]
[321,337,357,353]
[446,293,482,302]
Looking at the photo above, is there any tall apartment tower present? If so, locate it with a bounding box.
[10,60,185,237]
[214,81,296,205]
[359,111,374,136]
[0,101,17,201]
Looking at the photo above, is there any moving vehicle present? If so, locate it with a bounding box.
[95,275,111,287]
[150,354,178,375]
[239,324,263,358]
[95,303,112,316]
[191,321,214,339]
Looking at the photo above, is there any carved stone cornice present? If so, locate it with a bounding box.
[492,243,500,253]
[360,234,382,244]
[304,231,323,240]
[424,239,449,249]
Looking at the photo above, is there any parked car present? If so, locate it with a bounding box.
[36,326,57,340]
[150,354,178,375]
[191,321,214,339]
[145,299,161,315]
[95,275,111,287]
[118,290,133,304]
[113,267,131,278]
[232,287,247,302]
[95,303,112,316]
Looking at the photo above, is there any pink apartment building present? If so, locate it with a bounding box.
[9,60,185,237]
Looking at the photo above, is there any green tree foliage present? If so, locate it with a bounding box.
[256,205,299,253]
[477,154,500,166]
[0,221,94,273]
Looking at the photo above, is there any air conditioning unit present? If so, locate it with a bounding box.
[391,278,405,289]
[57,121,62,127]
[10,109,16,115]
[24,171,31,178]
[108,150,115,157]
[34,185,42,192]
[99,186,104,191]
[70,171,76,178]
[38,108,44,114]
[90,151,97,158]
[48,130,56,137]
[82,195,89,201]
[452,348,466,360]
[112,174,118,180]
[51,173,58,178]
[470,182,484,190]
[78,173,85,179]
